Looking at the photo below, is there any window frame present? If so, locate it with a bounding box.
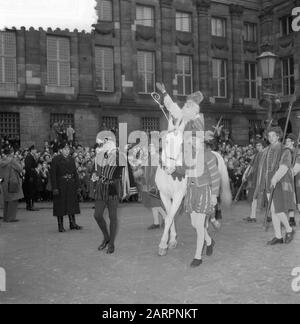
[137,51,155,94]
[212,58,227,99]
[47,36,71,87]
[211,17,227,38]
[0,31,17,84]
[243,22,257,42]
[281,57,295,96]
[176,11,192,33]
[244,62,258,99]
[176,55,193,96]
[97,0,113,22]
[95,46,115,93]
[136,4,154,27]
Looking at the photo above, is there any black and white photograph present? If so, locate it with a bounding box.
[0,0,300,307]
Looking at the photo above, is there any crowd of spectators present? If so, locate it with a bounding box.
[1,123,265,205]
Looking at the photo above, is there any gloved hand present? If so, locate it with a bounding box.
[156,82,166,93]
[53,189,59,196]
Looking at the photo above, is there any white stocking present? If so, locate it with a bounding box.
[191,212,206,260]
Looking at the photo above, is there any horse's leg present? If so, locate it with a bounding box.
[159,193,172,256]
[191,212,206,261]
[168,195,184,249]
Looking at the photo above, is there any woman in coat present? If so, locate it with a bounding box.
[0,147,24,222]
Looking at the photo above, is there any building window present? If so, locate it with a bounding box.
[0,32,17,84]
[282,57,295,96]
[176,55,193,96]
[101,116,119,132]
[176,11,192,32]
[245,63,257,99]
[50,113,74,129]
[47,36,71,87]
[95,47,114,92]
[97,0,113,22]
[243,22,257,42]
[211,17,226,37]
[142,117,160,132]
[0,112,20,140]
[136,5,154,27]
[212,59,227,98]
[137,51,155,94]
[280,16,293,36]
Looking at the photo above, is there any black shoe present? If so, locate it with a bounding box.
[58,217,66,233]
[69,215,82,230]
[243,217,257,223]
[285,230,295,244]
[267,237,284,245]
[190,259,202,268]
[106,245,115,254]
[289,218,297,227]
[206,239,215,257]
[70,223,83,230]
[98,240,110,251]
[4,219,19,223]
[147,224,160,230]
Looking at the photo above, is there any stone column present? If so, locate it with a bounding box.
[119,0,134,101]
[229,4,244,109]
[195,0,211,100]
[160,0,174,92]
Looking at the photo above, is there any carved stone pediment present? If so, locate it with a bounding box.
[176,31,193,47]
[94,22,114,37]
[136,26,156,42]
[211,36,229,51]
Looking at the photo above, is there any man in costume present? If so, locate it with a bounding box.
[285,133,299,227]
[51,142,82,232]
[255,127,295,245]
[242,139,265,223]
[156,83,220,267]
[92,137,126,254]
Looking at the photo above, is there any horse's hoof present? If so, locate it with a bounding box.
[168,240,178,249]
[158,248,168,256]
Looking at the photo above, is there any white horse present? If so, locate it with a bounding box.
[155,117,232,257]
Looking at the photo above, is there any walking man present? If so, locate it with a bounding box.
[51,142,82,232]
[243,139,265,223]
[255,127,295,245]
[92,138,125,254]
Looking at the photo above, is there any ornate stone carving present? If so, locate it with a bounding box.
[94,22,115,37]
[229,4,244,16]
[176,32,193,47]
[136,26,156,42]
[160,0,173,9]
[211,37,229,51]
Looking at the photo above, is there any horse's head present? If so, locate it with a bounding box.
[162,117,185,175]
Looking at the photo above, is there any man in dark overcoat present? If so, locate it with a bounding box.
[51,142,82,232]
[24,145,38,211]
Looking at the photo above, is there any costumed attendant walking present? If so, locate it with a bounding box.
[92,137,126,254]
[255,127,295,245]
[51,142,82,232]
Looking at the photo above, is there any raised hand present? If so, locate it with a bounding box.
[156,82,166,93]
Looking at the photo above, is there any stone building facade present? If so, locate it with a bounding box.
[0,0,299,148]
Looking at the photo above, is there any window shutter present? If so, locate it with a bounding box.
[97,0,112,21]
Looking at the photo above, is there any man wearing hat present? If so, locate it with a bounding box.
[242,139,265,223]
[24,145,39,211]
[92,136,126,254]
[51,142,82,232]
[255,127,295,245]
[285,133,299,227]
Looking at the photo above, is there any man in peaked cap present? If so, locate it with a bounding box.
[50,141,82,233]
[24,145,39,211]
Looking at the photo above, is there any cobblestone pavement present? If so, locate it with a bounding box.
[0,201,299,304]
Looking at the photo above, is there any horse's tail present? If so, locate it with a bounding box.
[212,151,232,207]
